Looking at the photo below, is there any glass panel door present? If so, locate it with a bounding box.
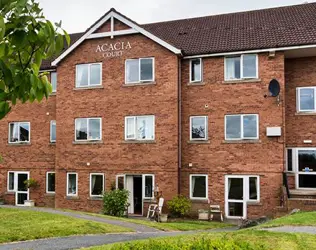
[15,173,29,206]
[297,149,316,189]
[226,177,246,218]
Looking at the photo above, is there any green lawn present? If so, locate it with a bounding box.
[0,208,131,243]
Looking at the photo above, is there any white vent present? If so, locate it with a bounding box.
[266,127,281,137]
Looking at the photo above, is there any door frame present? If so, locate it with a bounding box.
[15,171,30,206]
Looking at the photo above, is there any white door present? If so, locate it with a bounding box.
[225,176,246,219]
[15,172,29,206]
[126,176,134,214]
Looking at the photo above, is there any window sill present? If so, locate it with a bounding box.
[49,142,56,146]
[143,199,155,203]
[295,112,316,116]
[88,196,103,201]
[50,93,56,96]
[73,140,104,145]
[285,172,295,176]
[65,196,80,200]
[187,82,205,86]
[247,201,262,206]
[122,140,156,144]
[45,193,55,197]
[123,82,156,87]
[74,85,104,91]
[222,78,261,84]
[222,140,261,144]
[5,191,15,195]
[187,140,210,144]
[190,199,209,203]
[7,142,31,146]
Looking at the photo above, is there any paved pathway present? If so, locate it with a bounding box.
[264,226,316,234]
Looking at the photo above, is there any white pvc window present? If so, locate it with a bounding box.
[190,58,202,82]
[50,120,56,143]
[125,115,155,140]
[51,72,57,93]
[46,172,55,193]
[7,171,15,191]
[143,174,155,199]
[90,173,104,197]
[190,116,208,141]
[297,87,316,112]
[125,58,154,83]
[67,173,78,196]
[225,54,258,80]
[8,122,30,143]
[190,174,208,200]
[75,118,102,141]
[225,114,259,140]
[76,63,102,87]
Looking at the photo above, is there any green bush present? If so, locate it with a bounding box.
[103,189,129,217]
[167,195,191,218]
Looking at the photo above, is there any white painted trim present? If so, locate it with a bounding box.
[189,58,202,83]
[296,87,316,113]
[52,10,181,66]
[142,174,155,199]
[189,116,208,141]
[46,172,56,194]
[15,171,30,206]
[87,29,139,39]
[124,115,155,141]
[189,174,208,200]
[75,63,102,88]
[50,120,56,143]
[7,171,15,192]
[224,114,259,141]
[66,172,78,196]
[75,117,102,142]
[125,57,155,84]
[8,122,31,144]
[89,173,105,197]
[183,44,316,59]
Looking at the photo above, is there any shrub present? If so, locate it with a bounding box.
[103,189,129,217]
[167,195,191,218]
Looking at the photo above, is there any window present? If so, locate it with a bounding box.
[46,172,55,193]
[286,148,293,172]
[190,116,208,141]
[67,173,78,196]
[75,118,102,141]
[190,58,202,82]
[143,174,154,199]
[190,175,208,200]
[125,116,155,141]
[90,173,104,197]
[225,114,259,140]
[225,54,258,80]
[297,87,316,112]
[76,63,102,87]
[51,72,57,93]
[9,122,30,143]
[249,176,259,201]
[7,171,15,191]
[125,58,154,83]
[116,175,125,190]
[50,120,56,143]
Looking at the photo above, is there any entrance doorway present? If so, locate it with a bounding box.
[15,172,29,206]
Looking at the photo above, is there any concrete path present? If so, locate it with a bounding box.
[264,226,316,234]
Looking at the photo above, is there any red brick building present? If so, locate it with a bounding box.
[1,3,316,219]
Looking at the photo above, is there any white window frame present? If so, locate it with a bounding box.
[8,122,31,144]
[89,173,105,197]
[190,116,208,141]
[75,117,102,142]
[51,72,57,93]
[7,171,15,192]
[189,58,202,83]
[296,87,316,113]
[224,54,258,81]
[124,115,155,141]
[75,63,102,88]
[66,172,78,196]
[125,57,155,84]
[50,120,56,143]
[189,174,208,200]
[142,174,155,199]
[286,148,294,172]
[46,172,56,194]
[116,174,126,190]
[224,114,259,141]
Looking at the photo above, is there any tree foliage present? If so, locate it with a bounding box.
[0,0,69,119]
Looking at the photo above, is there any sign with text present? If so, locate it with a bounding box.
[96,41,132,58]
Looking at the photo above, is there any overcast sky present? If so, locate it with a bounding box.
[38,0,314,33]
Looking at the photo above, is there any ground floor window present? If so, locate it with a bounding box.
[46,172,55,193]
[7,171,15,191]
[90,173,104,197]
[190,174,208,200]
[67,173,78,196]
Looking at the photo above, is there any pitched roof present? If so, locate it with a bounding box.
[42,2,316,70]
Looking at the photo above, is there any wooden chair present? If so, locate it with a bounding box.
[210,205,223,222]
[147,197,164,219]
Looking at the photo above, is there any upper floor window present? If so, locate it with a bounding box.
[225,54,258,81]
[190,116,208,141]
[51,72,57,93]
[125,115,155,141]
[190,58,202,83]
[76,63,102,88]
[50,120,56,143]
[297,87,316,112]
[9,122,30,143]
[225,114,259,140]
[125,58,154,84]
[75,118,102,141]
